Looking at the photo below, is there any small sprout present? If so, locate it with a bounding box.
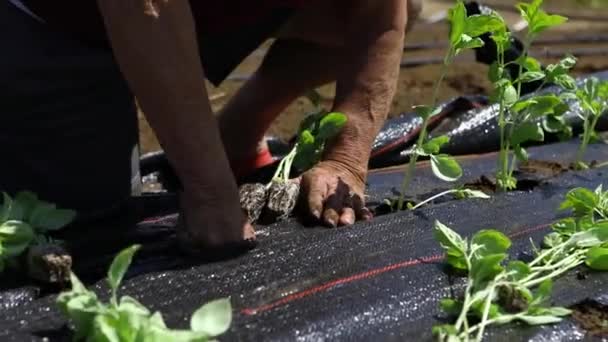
[57,245,233,341]
[573,77,608,169]
[433,185,608,341]
[240,106,346,224]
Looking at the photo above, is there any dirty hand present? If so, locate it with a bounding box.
[300,160,373,227]
[178,188,256,258]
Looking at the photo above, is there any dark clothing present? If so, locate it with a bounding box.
[22,0,304,84]
[2,0,301,217]
[1,1,138,217]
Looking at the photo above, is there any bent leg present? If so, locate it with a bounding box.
[0,2,139,219]
[218,0,422,175]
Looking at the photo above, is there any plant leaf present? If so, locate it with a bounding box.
[510,122,544,146]
[430,155,463,182]
[465,14,505,37]
[0,220,35,258]
[448,1,466,47]
[29,202,76,232]
[586,246,608,270]
[422,136,450,155]
[517,314,563,325]
[454,189,491,200]
[190,298,232,337]
[108,245,141,298]
[518,71,545,83]
[472,230,511,257]
[316,112,347,141]
[551,218,577,236]
[439,299,463,316]
[434,221,468,271]
[514,145,529,162]
[506,260,531,281]
[471,253,506,288]
[559,187,599,217]
[414,105,441,120]
[10,191,39,221]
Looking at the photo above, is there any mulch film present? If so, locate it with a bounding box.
[0,140,607,341]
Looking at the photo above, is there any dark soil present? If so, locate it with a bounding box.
[571,299,608,337]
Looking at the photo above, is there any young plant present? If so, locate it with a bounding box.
[487,0,577,191]
[0,191,76,282]
[396,1,504,210]
[433,185,608,341]
[573,77,608,169]
[57,245,232,342]
[397,188,490,211]
[239,107,347,223]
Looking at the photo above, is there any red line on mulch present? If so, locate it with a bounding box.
[240,222,553,316]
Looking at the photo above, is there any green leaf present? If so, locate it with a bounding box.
[514,145,529,162]
[518,56,542,72]
[471,300,501,319]
[471,253,506,288]
[527,95,563,119]
[29,203,76,232]
[108,245,141,298]
[0,193,12,222]
[10,191,39,221]
[551,218,577,236]
[465,14,505,37]
[149,312,167,329]
[119,296,151,317]
[59,293,103,340]
[448,1,467,47]
[190,298,232,337]
[543,232,564,248]
[472,230,512,257]
[531,14,568,35]
[511,122,544,146]
[517,314,563,325]
[298,130,315,147]
[91,314,121,342]
[453,189,491,200]
[567,226,608,248]
[503,84,518,107]
[530,307,572,317]
[489,62,504,83]
[559,187,599,217]
[506,261,531,281]
[316,112,346,141]
[434,221,468,271]
[554,74,576,91]
[511,99,538,114]
[439,299,463,316]
[430,155,463,182]
[421,136,450,155]
[432,324,458,337]
[0,220,35,258]
[455,35,484,53]
[586,246,608,270]
[518,71,545,83]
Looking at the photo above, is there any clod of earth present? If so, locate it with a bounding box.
[571,299,608,336]
[239,183,268,223]
[264,180,300,222]
[25,243,72,284]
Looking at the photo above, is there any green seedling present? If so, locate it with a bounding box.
[486,0,577,191]
[573,77,608,169]
[433,185,608,341]
[404,188,490,211]
[57,245,232,342]
[396,1,504,210]
[240,98,347,223]
[0,191,76,275]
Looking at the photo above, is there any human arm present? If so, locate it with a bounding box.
[302,0,409,227]
[96,0,254,249]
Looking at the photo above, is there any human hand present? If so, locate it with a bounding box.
[300,160,373,227]
[177,188,256,259]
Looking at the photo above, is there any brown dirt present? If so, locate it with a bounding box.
[571,299,608,337]
[138,0,608,154]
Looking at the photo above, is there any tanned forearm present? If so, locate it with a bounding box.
[325,0,408,180]
[97,0,237,202]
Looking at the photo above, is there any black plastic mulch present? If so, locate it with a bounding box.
[0,140,607,341]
